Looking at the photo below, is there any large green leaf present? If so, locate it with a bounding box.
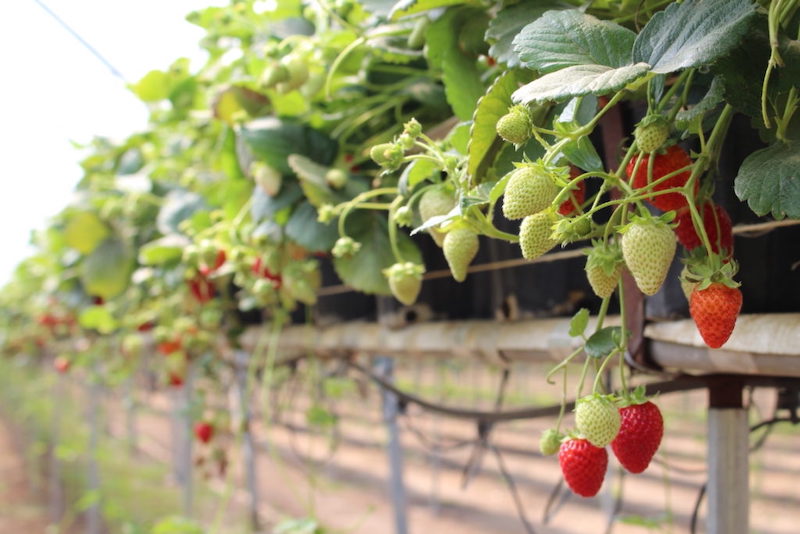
[287,154,332,207]
[80,238,134,300]
[333,211,422,295]
[64,211,109,255]
[425,8,485,120]
[513,10,637,72]
[632,0,757,74]
[138,235,190,266]
[156,190,207,235]
[285,202,340,252]
[390,0,475,19]
[734,143,800,220]
[238,118,337,175]
[250,182,303,222]
[468,70,534,184]
[512,63,650,104]
[485,1,564,67]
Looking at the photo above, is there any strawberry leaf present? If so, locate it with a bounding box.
[633,0,758,74]
[468,70,534,185]
[584,326,621,359]
[569,308,590,337]
[734,142,800,220]
[513,10,637,72]
[512,64,651,105]
[485,1,565,67]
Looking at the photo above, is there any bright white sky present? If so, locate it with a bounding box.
[0,0,217,285]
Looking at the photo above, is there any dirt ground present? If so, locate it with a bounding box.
[3,362,800,534]
[0,417,49,533]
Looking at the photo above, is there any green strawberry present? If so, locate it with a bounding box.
[575,394,621,448]
[539,429,563,456]
[496,105,532,145]
[443,228,479,282]
[502,163,560,220]
[620,216,676,296]
[419,188,456,247]
[585,240,624,298]
[634,115,669,153]
[383,262,425,306]
[519,211,558,260]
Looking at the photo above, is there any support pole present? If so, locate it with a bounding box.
[234,349,261,531]
[170,368,194,518]
[376,356,409,534]
[49,372,65,524]
[707,380,748,534]
[85,375,102,534]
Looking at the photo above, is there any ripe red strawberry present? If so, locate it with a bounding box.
[199,250,226,276]
[558,167,586,216]
[626,145,696,212]
[689,282,743,348]
[194,422,214,444]
[252,257,283,288]
[558,438,608,497]
[611,401,663,474]
[157,339,182,356]
[620,216,676,295]
[674,203,733,257]
[168,373,184,387]
[188,275,215,303]
[54,356,71,374]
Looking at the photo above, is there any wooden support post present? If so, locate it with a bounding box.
[234,349,261,531]
[707,380,748,534]
[376,356,409,534]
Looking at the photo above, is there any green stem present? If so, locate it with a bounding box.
[555,366,568,433]
[387,197,405,263]
[337,187,399,236]
[592,349,618,394]
[656,69,693,114]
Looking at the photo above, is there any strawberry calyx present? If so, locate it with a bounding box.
[584,239,624,277]
[617,210,675,235]
[616,385,651,408]
[682,252,740,292]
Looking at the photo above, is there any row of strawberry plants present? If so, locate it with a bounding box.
[2,0,799,503]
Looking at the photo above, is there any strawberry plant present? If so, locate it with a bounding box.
[0,0,798,525]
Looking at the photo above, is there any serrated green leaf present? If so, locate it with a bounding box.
[485,1,564,67]
[561,136,603,172]
[64,211,109,255]
[138,235,190,266]
[513,10,637,72]
[238,118,337,175]
[78,306,118,334]
[426,8,485,120]
[584,326,621,359]
[512,63,650,104]
[250,182,303,222]
[468,70,533,184]
[675,76,724,130]
[335,212,422,295]
[285,202,340,252]
[400,158,440,189]
[390,0,474,20]
[734,143,800,219]
[569,308,589,337]
[446,122,471,154]
[288,154,332,207]
[80,238,134,300]
[633,0,757,74]
[156,190,207,235]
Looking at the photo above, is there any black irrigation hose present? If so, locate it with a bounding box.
[344,360,710,424]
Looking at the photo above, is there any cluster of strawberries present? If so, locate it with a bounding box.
[626,143,741,349]
[543,390,663,497]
